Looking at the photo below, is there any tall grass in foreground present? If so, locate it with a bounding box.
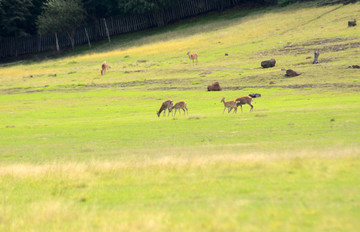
[0,150,359,232]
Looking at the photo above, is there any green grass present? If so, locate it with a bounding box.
[1,88,359,162]
[0,1,360,231]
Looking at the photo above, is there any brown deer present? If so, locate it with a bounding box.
[170,101,188,116]
[235,96,254,112]
[157,100,173,117]
[101,61,109,75]
[221,97,239,114]
[187,52,198,64]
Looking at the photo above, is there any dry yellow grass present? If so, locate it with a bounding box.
[1,146,358,178]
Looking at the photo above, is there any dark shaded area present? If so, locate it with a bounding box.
[0,0,277,60]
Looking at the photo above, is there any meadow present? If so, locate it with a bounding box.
[0,1,360,231]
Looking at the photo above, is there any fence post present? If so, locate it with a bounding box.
[38,35,42,52]
[84,26,92,48]
[55,32,60,52]
[103,18,111,43]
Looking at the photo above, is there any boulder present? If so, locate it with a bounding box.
[348,19,356,27]
[261,58,276,68]
[207,81,222,91]
[249,93,261,98]
[285,69,301,77]
[348,65,360,69]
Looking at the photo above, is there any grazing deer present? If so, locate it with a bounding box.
[221,97,239,114]
[170,101,188,116]
[157,100,173,117]
[101,61,109,75]
[235,96,254,112]
[187,52,198,64]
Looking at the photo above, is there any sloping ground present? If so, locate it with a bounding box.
[0,2,359,93]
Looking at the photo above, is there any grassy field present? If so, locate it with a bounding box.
[0,1,360,231]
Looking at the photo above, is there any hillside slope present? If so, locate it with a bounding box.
[0,1,359,92]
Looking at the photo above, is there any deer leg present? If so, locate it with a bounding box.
[223,107,226,114]
[248,103,254,112]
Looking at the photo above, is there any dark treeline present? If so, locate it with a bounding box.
[0,0,279,41]
[1,0,325,59]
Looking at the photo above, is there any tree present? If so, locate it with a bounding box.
[119,0,177,27]
[0,0,34,40]
[36,0,87,51]
[82,0,121,19]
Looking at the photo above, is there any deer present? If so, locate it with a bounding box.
[157,100,173,117]
[169,101,188,116]
[235,96,254,112]
[221,97,239,114]
[101,61,110,75]
[187,52,198,64]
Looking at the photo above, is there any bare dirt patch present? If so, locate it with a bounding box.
[224,82,360,90]
[2,80,359,95]
[260,38,360,57]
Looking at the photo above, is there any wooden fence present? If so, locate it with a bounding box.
[0,0,276,59]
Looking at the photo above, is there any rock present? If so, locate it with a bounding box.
[261,58,276,68]
[348,65,360,69]
[285,69,301,77]
[348,19,356,27]
[249,93,261,98]
[207,81,222,91]
[269,81,275,84]
[225,53,228,56]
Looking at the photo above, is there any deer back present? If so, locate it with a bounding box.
[102,62,108,70]
[235,96,252,104]
[173,101,186,109]
[227,100,238,107]
[191,53,198,59]
[164,100,173,108]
